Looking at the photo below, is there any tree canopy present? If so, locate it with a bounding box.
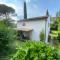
[0,4,15,15]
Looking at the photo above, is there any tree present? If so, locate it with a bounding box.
[50,17,60,44]
[50,20,58,31]
[0,4,15,16]
[24,1,27,19]
[56,10,60,17]
[0,4,16,27]
[0,5,17,57]
[0,21,17,56]
[46,9,49,16]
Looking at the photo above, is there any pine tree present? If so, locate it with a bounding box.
[46,9,49,16]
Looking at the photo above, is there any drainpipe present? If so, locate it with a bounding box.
[45,16,50,43]
[45,19,47,43]
[45,9,49,43]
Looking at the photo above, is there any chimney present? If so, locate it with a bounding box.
[24,1,27,19]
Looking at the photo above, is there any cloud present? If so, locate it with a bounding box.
[0,0,6,3]
[0,0,17,10]
[0,0,24,19]
[16,6,23,16]
[0,0,23,15]
[25,0,31,3]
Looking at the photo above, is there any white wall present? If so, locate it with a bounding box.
[17,19,46,41]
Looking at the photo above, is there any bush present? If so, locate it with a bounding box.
[0,21,17,56]
[0,27,16,54]
[10,41,59,60]
[40,30,45,42]
[57,33,60,42]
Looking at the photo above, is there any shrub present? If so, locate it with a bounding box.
[4,19,16,28]
[10,41,59,60]
[40,30,45,42]
[0,28,16,54]
[0,21,17,56]
[57,33,60,42]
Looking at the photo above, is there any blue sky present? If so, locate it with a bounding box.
[0,0,60,19]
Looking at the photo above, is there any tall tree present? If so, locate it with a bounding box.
[0,4,15,27]
[0,4,15,20]
[46,9,49,16]
[0,4,15,16]
[56,10,60,17]
[24,1,27,19]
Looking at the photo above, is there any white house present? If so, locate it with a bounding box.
[16,1,50,42]
[17,15,50,42]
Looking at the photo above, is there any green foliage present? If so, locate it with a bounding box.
[10,41,59,60]
[56,10,60,17]
[40,30,45,42]
[0,20,17,56]
[24,1,27,19]
[0,28,16,55]
[50,20,58,30]
[50,31,58,38]
[0,4,15,15]
[57,32,60,42]
[50,17,60,44]
[46,9,49,16]
[0,20,6,27]
[4,19,16,28]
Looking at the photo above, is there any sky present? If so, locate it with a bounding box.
[0,0,60,19]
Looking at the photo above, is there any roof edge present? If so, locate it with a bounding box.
[18,16,48,22]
